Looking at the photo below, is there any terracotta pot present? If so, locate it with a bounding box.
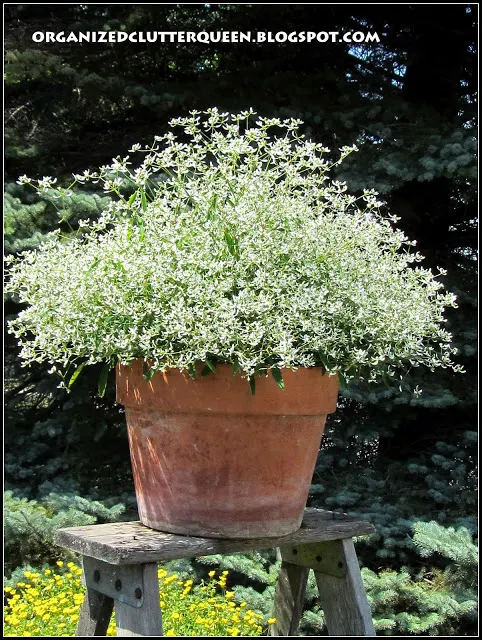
[116,361,338,539]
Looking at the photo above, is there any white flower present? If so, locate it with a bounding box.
[6,109,461,387]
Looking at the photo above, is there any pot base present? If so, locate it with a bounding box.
[139,515,302,539]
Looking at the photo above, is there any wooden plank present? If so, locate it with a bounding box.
[54,508,374,565]
[314,539,376,636]
[76,587,114,636]
[280,541,346,577]
[114,563,163,637]
[83,557,145,608]
[270,561,309,636]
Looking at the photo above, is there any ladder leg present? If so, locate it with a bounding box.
[270,560,309,636]
[314,539,375,636]
[114,563,163,637]
[76,587,114,636]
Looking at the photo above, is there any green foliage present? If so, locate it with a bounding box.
[7,110,462,388]
[309,425,477,564]
[195,551,280,588]
[363,564,477,635]
[195,523,476,636]
[412,521,478,595]
[4,564,274,637]
[4,491,125,576]
[3,5,477,636]
[4,182,110,255]
[193,551,280,619]
[363,522,478,636]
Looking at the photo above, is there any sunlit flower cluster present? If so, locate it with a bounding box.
[4,564,274,637]
[4,562,83,637]
[6,108,461,387]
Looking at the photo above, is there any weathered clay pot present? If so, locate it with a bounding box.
[116,361,338,539]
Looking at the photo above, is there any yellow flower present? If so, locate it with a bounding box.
[225,591,235,600]
[228,628,240,636]
[222,570,229,576]
[268,617,277,625]
[56,560,64,567]
[240,602,247,608]
[172,612,180,620]
[208,570,216,578]
[165,630,176,636]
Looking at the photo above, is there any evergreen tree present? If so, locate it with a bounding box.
[4,5,477,634]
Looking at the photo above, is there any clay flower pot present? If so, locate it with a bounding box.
[116,360,338,539]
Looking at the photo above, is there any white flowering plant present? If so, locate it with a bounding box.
[6,108,462,395]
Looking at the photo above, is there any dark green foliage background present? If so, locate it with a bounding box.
[4,4,477,635]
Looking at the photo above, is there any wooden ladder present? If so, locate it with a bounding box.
[54,508,376,637]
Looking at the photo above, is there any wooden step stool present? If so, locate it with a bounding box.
[55,508,375,637]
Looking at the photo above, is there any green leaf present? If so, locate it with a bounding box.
[68,362,87,388]
[381,371,392,389]
[128,192,137,206]
[249,375,256,396]
[86,258,100,275]
[142,361,157,382]
[223,228,239,258]
[318,351,330,374]
[232,361,240,375]
[200,365,213,377]
[140,190,147,212]
[207,194,218,219]
[98,364,109,397]
[337,370,348,389]
[271,367,285,390]
[187,363,197,379]
[205,358,217,374]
